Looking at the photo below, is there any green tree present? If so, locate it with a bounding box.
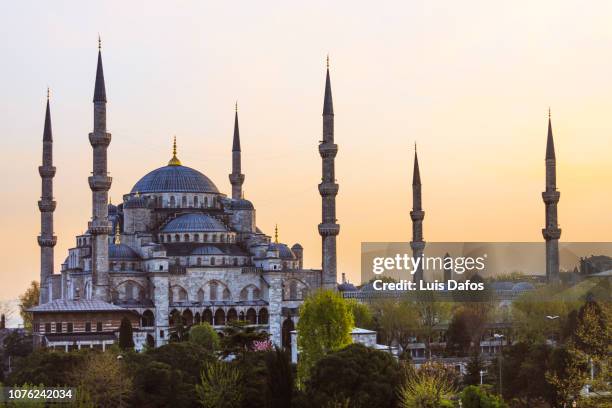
[545,346,587,408]
[370,298,419,352]
[573,298,609,362]
[304,343,402,408]
[445,309,472,357]
[414,298,452,359]
[461,385,507,408]
[220,321,268,357]
[18,282,39,332]
[397,362,457,408]
[296,290,353,384]
[464,350,486,386]
[346,299,374,329]
[6,349,87,387]
[189,323,220,352]
[265,347,294,408]
[196,360,242,408]
[118,317,134,350]
[4,383,46,408]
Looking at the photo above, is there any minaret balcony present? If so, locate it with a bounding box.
[410,210,425,221]
[410,240,426,251]
[542,228,561,240]
[38,166,56,178]
[38,200,57,212]
[318,182,339,196]
[229,173,245,184]
[88,131,112,147]
[319,143,338,158]
[88,219,113,235]
[318,222,340,236]
[88,175,112,191]
[542,191,560,204]
[37,235,57,247]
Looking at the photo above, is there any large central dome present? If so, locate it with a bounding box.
[131,165,219,194]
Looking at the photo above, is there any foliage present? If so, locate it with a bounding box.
[220,321,269,357]
[304,343,402,408]
[65,386,95,408]
[413,297,452,359]
[130,357,197,408]
[460,385,507,408]
[147,342,215,385]
[3,332,32,359]
[70,351,132,408]
[370,298,419,353]
[195,360,242,408]
[118,317,134,350]
[545,346,587,408]
[18,282,39,332]
[445,308,472,356]
[296,290,353,384]
[6,350,87,387]
[397,361,457,408]
[572,298,609,361]
[265,347,294,408]
[189,323,220,352]
[346,299,375,329]
[464,350,486,386]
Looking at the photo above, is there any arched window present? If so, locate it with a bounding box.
[246,308,257,325]
[252,287,260,300]
[222,288,230,300]
[194,234,200,242]
[178,287,188,302]
[196,257,202,266]
[160,235,165,243]
[214,309,225,326]
[211,257,216,266]
[203,234,208,242]
[170,196,176,207]
[197,288,205,303]
[233,258,238,266]
[194,196,199,207]
[125,282,134,300]
[142,310,155,327]
[240,287,248,301]
[227,308,237,322]
[184,234,190,242]
[204,197,208,207]
[121,262,126,271]
[220,235,225,243]
[182,196,187,207]
[209,282,218,301]
[212,235,217,243]
[175,234,180,242]
[203,309,213,324]
[258,308,269,324]
[289,280,298,300]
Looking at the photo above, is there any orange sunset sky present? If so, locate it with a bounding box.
[1,1,612,302]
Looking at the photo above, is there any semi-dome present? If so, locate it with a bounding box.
[162,213,227,233]
[131,165,219,194]
[109,243,141,260]
[268,243,297,260]
[191,245,225,255]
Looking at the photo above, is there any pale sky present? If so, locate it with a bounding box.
[1,1,612,302]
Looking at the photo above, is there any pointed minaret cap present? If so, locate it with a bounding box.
[274,224,279,244]
[93,35,107,103]
[323,55,334,115]
[546,108,556,160]
[412,143,421,185]
[43,88,52,142]
[232,102,241,152]
[168,136,182,166]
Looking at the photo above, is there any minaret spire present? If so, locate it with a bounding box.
[168,136,182,166]
[88,40,113,301]
[229,103,245,199]
[274,224,279,244]
[542,110,561,282]
[318,57,340,290]
[38,89,57,303]
[410,144,425,283]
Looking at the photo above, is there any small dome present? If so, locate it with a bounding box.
[512,282,535,292]
[269,243,296,260]
[108,203,118,214]
[191,245,225,255]
[109,243,140,260]
[124,195,149,209]
[338,282,357,292]
[227,199,254,210]
[131,165,219,194]
[291,243,303,250]
[162,213,227,233]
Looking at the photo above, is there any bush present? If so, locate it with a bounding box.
[189,323,220,352]
[461,385,507,408]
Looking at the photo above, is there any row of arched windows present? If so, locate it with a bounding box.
[159,233,235,244]
[148,194,218,209]
[169,307,269,326]
[169,283,261,303]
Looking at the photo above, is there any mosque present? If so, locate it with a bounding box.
[29,43,340,351]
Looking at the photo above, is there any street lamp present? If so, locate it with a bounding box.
[545,315,560,344]
[493,333,504,396]
[479,369,487,385]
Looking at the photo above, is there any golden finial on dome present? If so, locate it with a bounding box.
[326,54,330,69]
[168,136,182,166]
[114,222,121,244]
[274,224,279,243]
[98,34,101,50]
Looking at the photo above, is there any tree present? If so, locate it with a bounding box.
[189,323,220,352]
[370,298,419,353]
[6,349,87,387]
[445,309,472,357]
[346,299,374,329]
[18,282,39,332]
[461,385,507,408]
[220,321,268,357]
[72,351,133,408]
[413,297,452,359]
[147,342,215,385]
[304,343,402,408]
[265,347,294,408]
[3,332,32,358]
[573,298,609,362]
[118,317,134,350]
[545,346,587,408]
[397,362,457,408]
[196,360,242,408]
[296,290,353,383]
[464,350,486,386]
[4,383,47,408]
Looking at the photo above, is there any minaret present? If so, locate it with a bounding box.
[410,144,425,283]
[38,89,57,304]
[542,110,561,283]
[88,38,113,301]
[318,56,340,290]
[229,102,244,199]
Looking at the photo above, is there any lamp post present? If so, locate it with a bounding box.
[117,354,123,408]
[545,315,559,345]
[479,369,487,385]
[493,333,504,396]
